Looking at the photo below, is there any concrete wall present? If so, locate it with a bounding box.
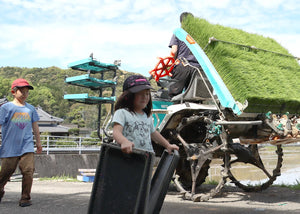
[34,154,100,178]
[1,153,161,178]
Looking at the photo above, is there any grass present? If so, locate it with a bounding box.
[183,16,300,114]
[38,176,78,182]
[274,179,300,190]
[204,179,219,185]
[207,178,300,190]
[35,176,300,191]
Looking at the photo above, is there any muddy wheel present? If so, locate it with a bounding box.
[176,148,211,189]
[188,151,230,202]
[227,144,283,192]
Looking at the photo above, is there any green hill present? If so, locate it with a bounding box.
[182,16,300,114]
[0,66,138,129]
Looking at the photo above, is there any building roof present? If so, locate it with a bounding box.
[35,106,68,134]
[38,125,70,133]
[0,98,8,106]
[36,106,64,123]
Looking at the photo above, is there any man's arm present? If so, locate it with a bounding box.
[170,45,178,59]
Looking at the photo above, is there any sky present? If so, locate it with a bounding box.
[0,0,299,77]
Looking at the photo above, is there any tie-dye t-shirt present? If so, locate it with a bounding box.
[112,108,155,152]
[0,102,40,158]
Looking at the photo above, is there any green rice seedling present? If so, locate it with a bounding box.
[183,17,300,114]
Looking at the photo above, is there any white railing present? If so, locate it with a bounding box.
[0,134,102,155]
[39,135,102,155]
[1,134,299,155]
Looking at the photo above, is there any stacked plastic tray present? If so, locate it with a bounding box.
[64,57,118,104]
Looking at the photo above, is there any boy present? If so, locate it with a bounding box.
[0,78,42,207]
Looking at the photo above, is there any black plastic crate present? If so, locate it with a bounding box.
[88,143,154,214]
[148,149,180,214]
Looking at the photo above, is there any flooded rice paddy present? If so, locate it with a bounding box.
[207,143,300,185]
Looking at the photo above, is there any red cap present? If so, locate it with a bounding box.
[11,79,34,90]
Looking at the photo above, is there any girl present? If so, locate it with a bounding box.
[112,75,179,154]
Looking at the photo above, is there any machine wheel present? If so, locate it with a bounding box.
[227,144,283,192]
[188,151,230,202]
[176,148,211,189]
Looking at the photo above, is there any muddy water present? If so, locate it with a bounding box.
[207,144,300,185]
[274,145,300,185]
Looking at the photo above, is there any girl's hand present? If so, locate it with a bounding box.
[113,123,134,154]
[121,141,135,154]
[166,144,179,154]
[151,131,179,154]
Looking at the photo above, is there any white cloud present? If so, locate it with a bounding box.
[254,0,284,9]
[0,0,299,76]
[0,20,172,75]
[271,34,300,57]
[187,0,231,9]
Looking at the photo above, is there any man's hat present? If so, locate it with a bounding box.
[11,79,34,90]
[123,75,153,93]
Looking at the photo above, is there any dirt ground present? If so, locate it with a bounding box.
[1,180,300,214]
[162,184,300,213]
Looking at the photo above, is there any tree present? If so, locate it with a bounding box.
[27,86,56,113]
[66,103,86,128]
[0,77,14,99]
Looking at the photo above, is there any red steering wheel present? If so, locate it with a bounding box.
[149,56,175,81]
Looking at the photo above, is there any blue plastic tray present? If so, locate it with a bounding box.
[64,93,115,104]
[68,58,117,74]
[65,74,116,89]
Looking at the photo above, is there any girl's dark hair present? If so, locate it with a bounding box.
[114,90,153,117]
